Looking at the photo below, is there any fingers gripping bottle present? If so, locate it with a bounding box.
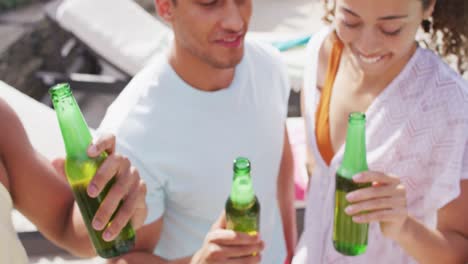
[50,83,135,258]
[333,112,370,256]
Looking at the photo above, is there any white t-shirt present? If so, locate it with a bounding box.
[0,184,29,264]
[99,40,291,262]
[293,27,468,264]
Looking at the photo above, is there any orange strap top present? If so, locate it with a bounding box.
[315,38,344,165]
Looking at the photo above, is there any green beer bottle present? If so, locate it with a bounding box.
[49,83,135,258]
[333,112,370,256]
[225,157,260,236]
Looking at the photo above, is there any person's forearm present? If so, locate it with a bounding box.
[277,133,298,256]
[107,252,192,264]
[39,197,95,258]
[59,203,97,258]
[277,158,297,254]
[395,216,468,264]
[277,178,297,256]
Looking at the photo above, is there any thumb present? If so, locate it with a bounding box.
[211,211,227,230]
[51,158,66,178]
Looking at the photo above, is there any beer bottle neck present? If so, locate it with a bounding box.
[50,85,92,159]
[338,113,368,179]
[230,172,255,209]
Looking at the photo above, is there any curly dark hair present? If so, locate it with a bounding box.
[322,0,468,74]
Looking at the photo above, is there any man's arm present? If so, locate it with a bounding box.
[277,127,298,262]
[106,219,194,264]
[106,218,187,264]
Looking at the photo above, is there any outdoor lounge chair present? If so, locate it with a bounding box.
[36,0,172,94]
[41,0,323,93]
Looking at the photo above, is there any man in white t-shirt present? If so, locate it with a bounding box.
[99,0,297,263]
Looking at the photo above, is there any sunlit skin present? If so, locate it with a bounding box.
[334,0,432,80]
[171,0,251,68]
[326,0,435,158]
[159,0,252,91]
[316,1,468,263]
[330,0,435,241]
[0,99,147,259]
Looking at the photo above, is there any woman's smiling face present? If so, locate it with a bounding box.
[333,0,434,75]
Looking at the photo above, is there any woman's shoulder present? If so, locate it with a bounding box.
[305,27,334,66]
[415,48,468,90]
[411,48,468,128]
[304,27,336,92]
[318,32,340,87]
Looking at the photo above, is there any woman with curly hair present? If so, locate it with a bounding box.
[294,0,468,263]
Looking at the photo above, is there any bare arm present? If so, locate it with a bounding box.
[300,92,315,183]
[277,127,297,262]
[0,99,93,256]
[394,180,468,264]
[1,99,147,257]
